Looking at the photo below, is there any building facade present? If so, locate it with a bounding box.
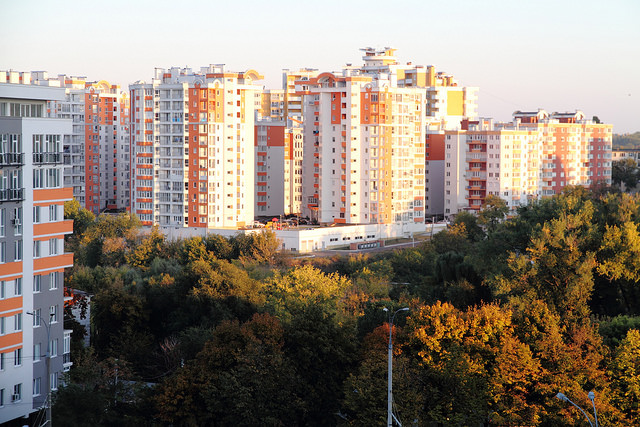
[0,82,73,424]
[129,66,263,229]
[255,120,303,217]
[296,48,478,225]
[1,71,131,214]
[443,110,613,215]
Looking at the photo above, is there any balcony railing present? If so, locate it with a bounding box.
[0,153,24,167]
[33,152,62,164]
[0,188,25,202]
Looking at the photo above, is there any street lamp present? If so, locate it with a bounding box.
[27,311,53,427]
[383,307,409,427]
[556,392,598,427]
[588,391,599,427]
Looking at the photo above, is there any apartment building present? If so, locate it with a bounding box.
[129,66,263,229]
[443,110,613,215]
[255,120,303,216]
[425,124,446,216]
[0,82,73,424]
[296,48,478,225]
[1,71,131,214]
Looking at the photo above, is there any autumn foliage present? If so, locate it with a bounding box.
[56,189,640,425]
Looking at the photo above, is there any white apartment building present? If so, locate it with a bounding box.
[255,120,303,217]
[296,48,478,226]
[1,71,131,214]
[129,66,263,229]
[443,111,613,215]
[0,82,73,425]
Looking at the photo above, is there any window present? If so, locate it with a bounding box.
[0,280,4,299]
[13,240,22,261]
[49,272,58,290]
[0,317,4,335]
[14,313,21,331]
[32,308,41,327]
[49,205,58,221]
[0,352,4,370]
[33,275,41,292]
[14,348,22,366]
[49,238,58,256]
[0,388,3,407]
[13,207,22,236]
[33,343,41,362]
[33,378,41,396]
[12,383,21,402]
[0,241,5,263]
[50,339,58,357]
[50,305,58,323]
[50,373,59,391]
[0,208,4,236]
[14,278,21,296]
[34,240,41,258]
[33,206,40,223]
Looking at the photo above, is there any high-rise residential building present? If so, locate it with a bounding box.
[0,82,73,424]
[259,89,284,120]
[425,124,447,216]
[296,48,477,225]
[1,71,131,214]
[443,110,613,215]
[255,119,303,216]
[282,69,320,122]
[129,66,263,229]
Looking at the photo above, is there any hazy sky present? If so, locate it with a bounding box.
[1,0,638,132]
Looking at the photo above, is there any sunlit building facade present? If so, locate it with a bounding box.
[0,81,73,424]
[444,110,613,215]
[129,66,263,229]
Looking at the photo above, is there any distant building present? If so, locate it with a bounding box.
[0,82,73,424]
[129,66,263,229]
[612,149,640,163]
[443,110,613,215]
[255,120,303,216]
[296,48,477,226]
[0,71,131,214]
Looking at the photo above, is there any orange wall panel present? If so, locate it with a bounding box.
[34,187,73,202]
[34,253,74,272]
[34,220,73,237]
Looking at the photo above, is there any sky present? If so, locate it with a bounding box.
[1,0,639,132]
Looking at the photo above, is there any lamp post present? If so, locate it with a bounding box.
[383,307,409,427]
[588,392,599,427]
[556,392,598,427]
[27,311,52,427]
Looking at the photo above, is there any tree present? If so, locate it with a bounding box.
[155,313,303,426]
[492,201,598,324]
[609,329,640,421]
[478,194,509,234]
[453,210,485,242]
[231,230,280,263]
[612,158,639,190]
[126,225,166,270]
[64,199,95,238]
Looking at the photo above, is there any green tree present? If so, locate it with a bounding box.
[126,225,166,270]
[453,210,485,242]
[478,194,509,234]
[612,158,639,190]
[609,329,640,421]
[64,199,95,237]
[155,313,303,426]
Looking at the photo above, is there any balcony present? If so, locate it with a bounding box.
[33,152,62,164]
[0,188,24,202]
[0,152,24,167]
